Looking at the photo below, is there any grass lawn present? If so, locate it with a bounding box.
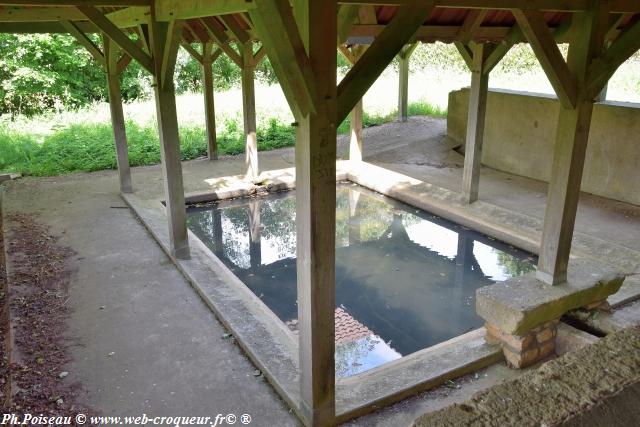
[1,43,638,177]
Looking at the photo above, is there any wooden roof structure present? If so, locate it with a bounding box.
[2,1,640,426]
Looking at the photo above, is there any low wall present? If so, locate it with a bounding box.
[447,88,640,206]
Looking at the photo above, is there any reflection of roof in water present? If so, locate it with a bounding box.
[286,307,386,346]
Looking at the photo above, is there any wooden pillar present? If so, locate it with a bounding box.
[103,36,132,193]
[536,11,603,285]
[202,42,218,160]
[241,41,258,179]
[349,99,363,161]
[461,43,491,204]
[397,44,416,122]
[294,2,337,425]
[150,18,189,259]
[537,99,595,284]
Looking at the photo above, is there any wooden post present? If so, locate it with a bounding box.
[293,1,337,425]
[536,10,605,285]
[150,17,189,259]
[241,41,258,179]
[397,43,416,122]
[342,45,366,162]
[461,43,491,204]
[202,41,218,160]
[103,35,132,193]
[349,99,363,161]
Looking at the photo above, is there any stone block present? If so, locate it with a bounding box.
[476,258,624,336]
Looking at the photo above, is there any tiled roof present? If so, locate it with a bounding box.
[285,307,374,345]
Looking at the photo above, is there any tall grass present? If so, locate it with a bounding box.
[0,100,444,177]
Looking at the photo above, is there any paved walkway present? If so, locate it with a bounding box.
[3,116,639,426]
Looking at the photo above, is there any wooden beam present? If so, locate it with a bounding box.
[0,7,84,22]
[181,41,203,64]
[241,41,258,179]
[483,25,521,74]
[454,41,473,68]
[536,9,606,285]
[337,2,435,123]
[77,5,153,73]
[349,23,513,42]
[247,0,318,119]
[338,0,640,13]
[513,8,578,108]
[202,41,218,160]
[253,44,267,65]
[160,18,184,90]
[461,42,491,203]
[337,4,360,45]
[397,43,417,122]
[105,6,149,28]
[348,45,367,161]
[149,14,189,259]
[457,8,487,44]
[60,20,105,67]
[116,51,133,74]
[0,1,149,5]
[103,34,132,193]
[587,18,640,99]
[154,0,257,21]
[292,1,338,424]
[220,14,250,44]
[200,17,242,67]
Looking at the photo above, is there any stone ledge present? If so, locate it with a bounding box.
[476,258,625,336]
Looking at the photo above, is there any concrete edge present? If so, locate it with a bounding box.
[335,329,503,423]
[0,185,12,408]
[121,193,307,422]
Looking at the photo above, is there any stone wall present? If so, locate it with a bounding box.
[447,88,640,206]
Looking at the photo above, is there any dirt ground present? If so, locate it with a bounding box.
[2,212,96,422]
[413,326,640,426]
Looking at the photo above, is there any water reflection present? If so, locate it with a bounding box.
[187,182,536,377]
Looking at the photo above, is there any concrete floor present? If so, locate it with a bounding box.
[2,116,639,426]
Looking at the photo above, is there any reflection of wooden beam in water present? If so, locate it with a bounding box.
[454,233,474,322]
[212,209,223,253]
[348,189,361,245]
[248,200,262,268]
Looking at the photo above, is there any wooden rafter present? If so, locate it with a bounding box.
[457,8,487,44]
[160,19,184,89]
[0,1,149,5]
[587,18,640,98]
[248,0,318,118]
[513,8,577,108]
[454,41,473,68]
[60,20,105,66]
[337,2,436,123]
[482,25,521,74]
[337,4,360,45]
[77,5,153,73]
[200,17,242,67]
[338,0,640,14]
[181,41,203,63]
[220,14,250,44]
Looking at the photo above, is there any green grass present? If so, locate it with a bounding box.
[0,100,445,177]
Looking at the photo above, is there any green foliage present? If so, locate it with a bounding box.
[0,33,151,117]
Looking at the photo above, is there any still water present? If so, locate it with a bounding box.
[187,182,536,377]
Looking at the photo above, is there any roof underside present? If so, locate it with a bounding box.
[0,3,637,47]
